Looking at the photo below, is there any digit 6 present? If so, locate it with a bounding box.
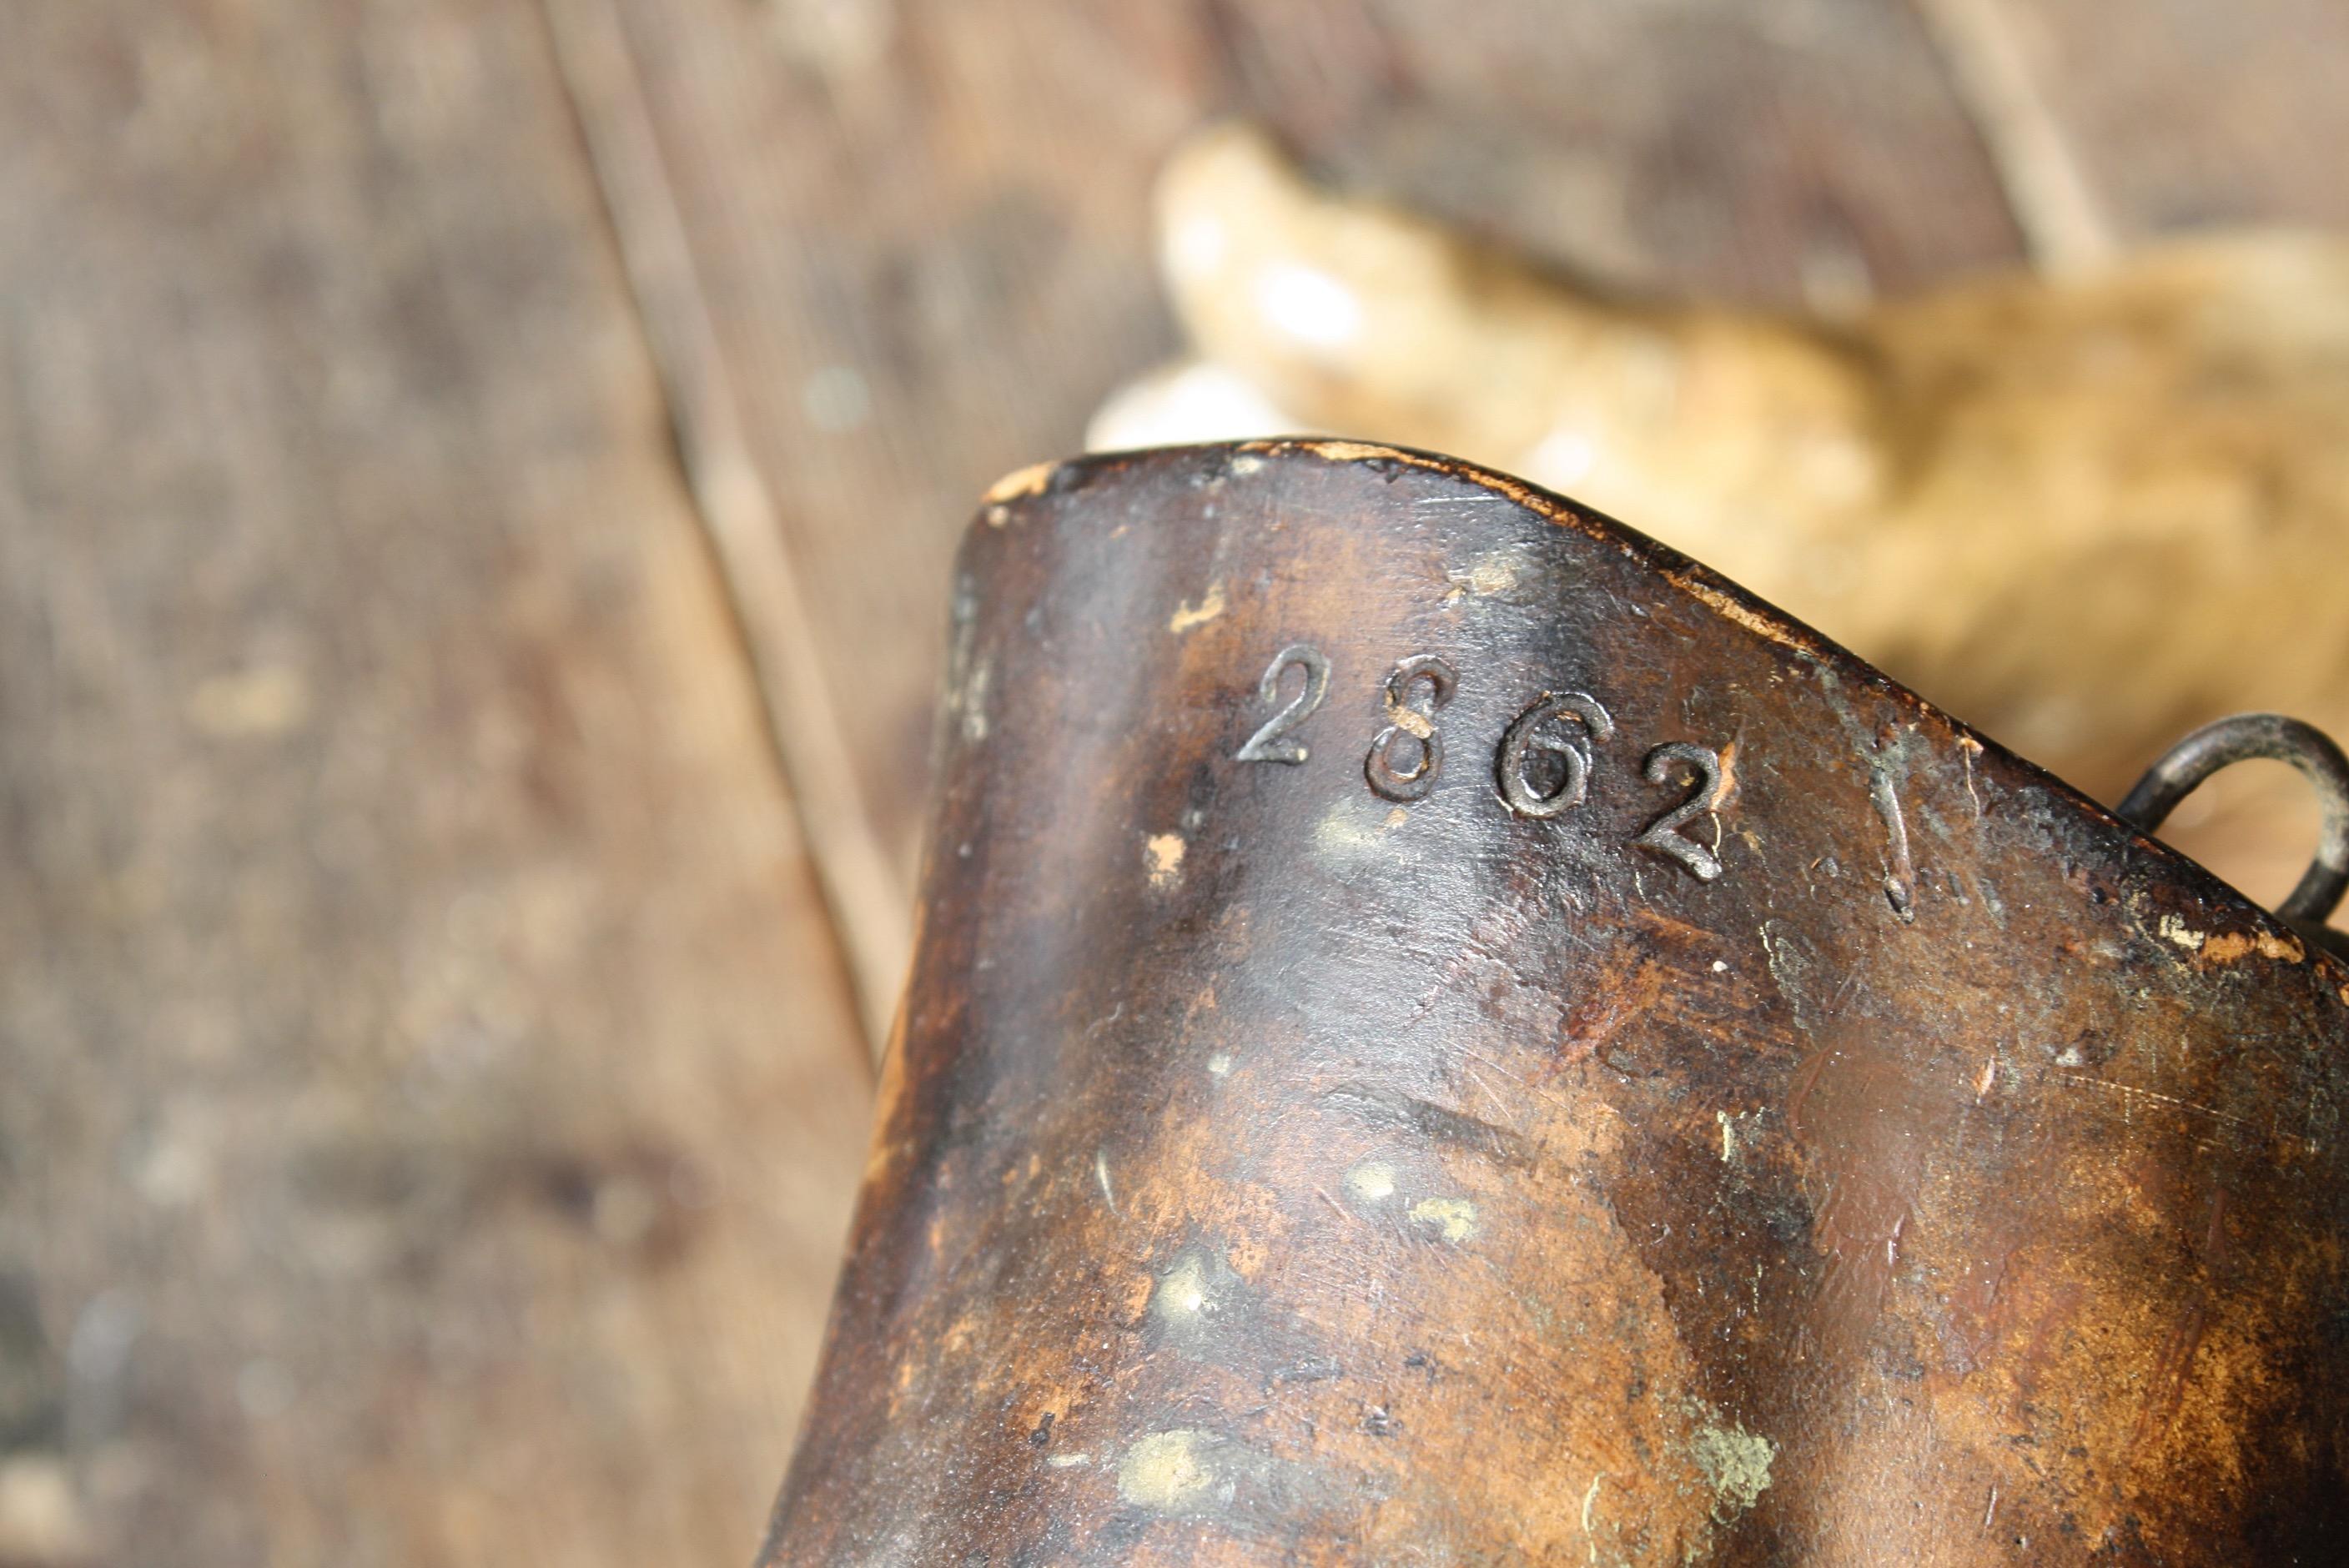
[1495,692,1615,818]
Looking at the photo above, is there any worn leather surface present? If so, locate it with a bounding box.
[769,442,2349,1565]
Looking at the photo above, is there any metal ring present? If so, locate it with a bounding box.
[2117,712,2349,927]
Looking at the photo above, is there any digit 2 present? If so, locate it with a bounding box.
[1235,643,1330,765]
[1636,742,1726,881]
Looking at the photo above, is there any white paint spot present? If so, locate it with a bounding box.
[1207,1052,1234,1077]
[958,661,991,744]
[1045,1452,1091,1469]
[1169,581,1225,634]
[1094,1149,1117,1214]
[1692,1423,1777,1516]
[1153,1254,1214,1324]
[1408,1197,1477,1243]
[1345,1161,1396,1204]
[2158,913,2206,950]
[1117,1430,1220,1510]
[1229,454,1265,477]
[1313,795,1396,863]
[1253,262,1362,349]
[1716,1111,1737,1163]
[1443,555,1519,603]
[983,460,1057,503]
[1712,959,1729,972]
[1145,832,1186,888]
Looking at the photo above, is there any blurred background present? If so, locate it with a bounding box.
[3,0,2345,1563]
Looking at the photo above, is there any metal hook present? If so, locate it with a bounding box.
[2117,713,2349,928]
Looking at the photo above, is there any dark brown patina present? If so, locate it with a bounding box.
[765,441,2349,1565]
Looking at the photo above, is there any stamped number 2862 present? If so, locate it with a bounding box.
[1234,642,1728,882]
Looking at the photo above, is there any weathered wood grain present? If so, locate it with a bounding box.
[543,0,918,1043]
[1969,0,2349,239]
[1231,0,2029,301]
[0,1,869,1561]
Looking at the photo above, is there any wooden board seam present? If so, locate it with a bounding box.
[1910,0,2117,274]
[537,0,910,1063]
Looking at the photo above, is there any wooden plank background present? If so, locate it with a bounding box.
[0,3,873,1562]
[0,0,2336,1561]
